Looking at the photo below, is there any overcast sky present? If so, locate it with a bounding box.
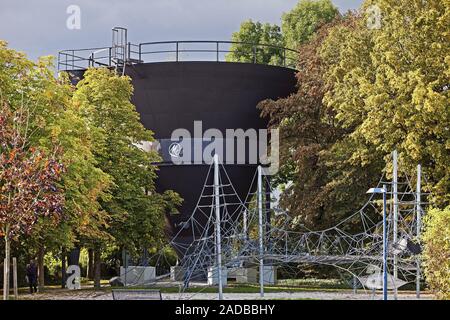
[0,0,363,62]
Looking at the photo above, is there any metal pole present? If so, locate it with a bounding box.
[416,164,422,298]
[265,178,271,235]
[383,184,388,301]
[3,231,10,301]
[216,42,219,62]
[243,209,248,240]
[13,257,18,300]
[258,166,264,298]
[139,44,142,63]
[123,249,128,287]
[214,154,223,300]
[61,248,66,288]
[3,257,7,300]
[123,29,128,62]
[392,150,398,300]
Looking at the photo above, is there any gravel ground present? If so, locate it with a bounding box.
[21,289,433,300]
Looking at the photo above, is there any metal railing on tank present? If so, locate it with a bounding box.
[58,41,299,71]
[58,47,113,71]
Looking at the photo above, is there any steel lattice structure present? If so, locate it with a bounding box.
[125,151,427,299]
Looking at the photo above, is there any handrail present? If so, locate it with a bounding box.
[58,40,299,71]
[138,40,298,53]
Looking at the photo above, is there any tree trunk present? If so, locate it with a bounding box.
[61,248,66,288]
[87,249,94,280]
[3,233,10,300]
[67,247,80,266]
[93,247,101,290]
[37,246,45,292]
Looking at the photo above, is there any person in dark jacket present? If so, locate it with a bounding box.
[26,259,38,294]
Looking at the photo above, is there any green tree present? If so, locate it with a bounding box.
[227,1,340,67]
[259,14,382,228]
[0,41,112,289]
[226,20,285,66]
[73,68,181,287]
[322,0,450,207]
[0,101,64,299]
[422,207,450,299]
[282,0,339,49]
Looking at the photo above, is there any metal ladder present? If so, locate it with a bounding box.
[112,27,128,74]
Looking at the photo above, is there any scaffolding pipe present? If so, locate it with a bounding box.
[416,164,422,298]
[393,150,398,300]
[383,184,388,301]
[243,209,248,240]
[258,166,264,298]
[213,154,223,300]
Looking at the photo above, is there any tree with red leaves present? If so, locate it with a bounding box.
[0,102,64,300]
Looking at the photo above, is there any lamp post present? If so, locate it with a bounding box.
[367,185,388,301]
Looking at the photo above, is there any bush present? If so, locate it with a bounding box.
[422,207,450,299]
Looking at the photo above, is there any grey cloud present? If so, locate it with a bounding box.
[0,0,363,62]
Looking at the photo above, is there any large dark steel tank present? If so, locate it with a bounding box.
[125,61,297,257]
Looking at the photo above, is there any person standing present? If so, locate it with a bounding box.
[26,259,38,294]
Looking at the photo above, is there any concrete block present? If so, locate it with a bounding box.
[120,266,156,286]
[170,266,185,282]
[260,266,277,285]
[235,268,257,284]
[207,266,227,286]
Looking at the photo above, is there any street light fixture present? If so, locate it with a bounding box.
[367,185,388,301]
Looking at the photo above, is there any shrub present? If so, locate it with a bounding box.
[422,207,450,299]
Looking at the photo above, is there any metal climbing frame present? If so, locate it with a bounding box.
[112,151,428,300]
[165,151,427,299]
